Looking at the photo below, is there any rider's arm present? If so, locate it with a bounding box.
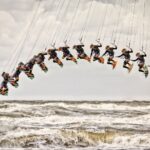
[90,49,94,57]
[80,44,84,47]
[142,51,147,57]
[113,45,117,50]
[111,43,117,50]
[43,52,48,55]
[117,54,124,58]
[98,43,102,47]
[132,58,139,61]
[129,48,133,53]
[102,50,108,56]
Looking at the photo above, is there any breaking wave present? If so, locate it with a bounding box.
[0,100,150,149]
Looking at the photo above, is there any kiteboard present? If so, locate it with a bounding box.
[9,79,19,88]
[128,64,134,73]
[39,64,48,73]
[25,71,35,79]
[112,61,117,69]
[99,57,105,64]
[144,65,149,78]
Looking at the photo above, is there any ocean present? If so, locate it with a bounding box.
[0,100,150,150]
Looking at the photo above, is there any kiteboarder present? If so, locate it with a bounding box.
[90,42,104,63]
[73,44,90,62]
[132,51,146,72]
[102,43,117,69]
[117,47,133,72]
[58,45,77,64]
[47,48,63,67]
[35,52,48,72]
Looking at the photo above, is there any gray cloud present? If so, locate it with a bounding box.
[0,0,150,100]
[0,0,34,11]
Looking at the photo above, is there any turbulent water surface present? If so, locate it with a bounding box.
[0,100,150,150]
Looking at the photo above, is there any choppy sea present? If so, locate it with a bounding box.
[0,100,150,150]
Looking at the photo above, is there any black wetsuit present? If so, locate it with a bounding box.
[118,49,133,66]
[1,80,8,89]
[61,47,73,58]
[132,53,146,63]
[3,73,10,81]
[48,49,58,59]
[26,57,36,70]
[74,45,87,59]
[90,45,101,60]
[1,73,10,90]
[103,46,117,57]
[48,49,62,64]
[75,45,84,54]
[102,46,117,63]
[132,53,146,71]
[36,53,47,64]
[12,66,22,78]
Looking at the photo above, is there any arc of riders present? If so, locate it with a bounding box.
[0,41,148,96]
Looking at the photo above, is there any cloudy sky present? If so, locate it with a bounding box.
[0,0,150,100]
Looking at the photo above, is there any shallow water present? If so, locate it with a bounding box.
[0,100,150,149]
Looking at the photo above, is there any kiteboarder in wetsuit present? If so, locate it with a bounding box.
[11,62,25,84]
[90,43,104,63]
[102,44,117,69]
[20,56,37,79]
[117,47,133,72]
[47,48,63,67]
[132,51,147,72]
[58,45,77,64]
[0,72,10,95]
[35,52,48,72]
[73,44,90,62]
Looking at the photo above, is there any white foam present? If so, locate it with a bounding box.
[0,101,150,149]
